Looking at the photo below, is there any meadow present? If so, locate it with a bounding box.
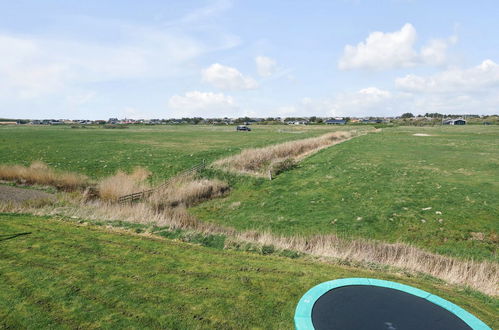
[1,213,497,329]
[0,124,497,301]
[193,126,499,261]
[0,125,351,182]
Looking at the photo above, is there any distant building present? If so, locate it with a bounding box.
[325,119,346,125]
[291,120,308,125]
[443,118,466,125]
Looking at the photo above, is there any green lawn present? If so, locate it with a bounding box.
[0,213,496,329]
[0,125,351,182]
[193,126,499,261]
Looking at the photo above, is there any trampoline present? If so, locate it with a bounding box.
[294,278,490,330]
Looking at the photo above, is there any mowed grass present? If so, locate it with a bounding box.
[0,125,351,182]
[0,213,497,329]
[193,126,499,261]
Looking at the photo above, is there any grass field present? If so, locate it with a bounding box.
[193,126,499,261]
[1,213,497,329]
[0,125,352,182]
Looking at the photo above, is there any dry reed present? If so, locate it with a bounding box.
[234,231,499,296]
[213,131,355,176]
[97,167,151,201]
[148,175,229,209]
[0,161,88,190]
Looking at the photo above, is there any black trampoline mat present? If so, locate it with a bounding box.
[311,285,471,330]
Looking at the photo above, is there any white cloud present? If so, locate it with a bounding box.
[178,0,232,24]
[255,56,277,77]
[338,23,456,70]
[396,59,499,93]
[0,19,240,100]
[201,63,258,90]
[168,91,236,117]
[328,87,395,116]
[275,87,396,117]
[0,35,68,98]
[421,36,457,66]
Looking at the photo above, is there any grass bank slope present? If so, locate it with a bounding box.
[193,126,499,261]
[1,213,496,328]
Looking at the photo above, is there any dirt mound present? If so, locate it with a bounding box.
[0,185,55,203]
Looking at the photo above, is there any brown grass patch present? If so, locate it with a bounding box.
[0,161,88,190]
[213,131,356,176]
[148,175,229,209]
[235,231,499,296]
[97,167,151,201]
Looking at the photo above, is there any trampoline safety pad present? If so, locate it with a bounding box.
[294,278,490,330]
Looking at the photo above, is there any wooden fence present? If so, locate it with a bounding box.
[117,160,206,204]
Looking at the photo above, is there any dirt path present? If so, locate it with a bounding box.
[0,185,55,203]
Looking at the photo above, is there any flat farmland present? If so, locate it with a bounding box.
[0,125,352,181]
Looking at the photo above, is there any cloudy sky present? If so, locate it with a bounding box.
[1,0,498,119]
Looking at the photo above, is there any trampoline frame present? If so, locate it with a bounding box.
[294,278,490,330]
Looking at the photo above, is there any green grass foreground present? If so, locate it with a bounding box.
[0,125,351,181]
[1,213,497,329]
[193,126,499,261]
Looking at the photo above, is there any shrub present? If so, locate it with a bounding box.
[261,244,275,255]
[269,157,296,177]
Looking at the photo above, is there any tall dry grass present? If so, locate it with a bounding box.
[234,231,499,296]
[213,131,355,176]
[0,161,89,190]
[148,175,229,209]
[97,167,151,201]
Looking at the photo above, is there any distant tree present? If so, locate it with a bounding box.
[235,116,252,124]
[401,112,414,118]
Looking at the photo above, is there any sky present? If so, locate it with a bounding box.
[1,0,499,119]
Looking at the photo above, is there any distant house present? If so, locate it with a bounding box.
[443,118,466,125]
[325,119,346,125]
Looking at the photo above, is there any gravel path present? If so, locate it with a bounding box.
[0,185,55,203]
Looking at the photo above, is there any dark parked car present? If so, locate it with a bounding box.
[236,125,251,131]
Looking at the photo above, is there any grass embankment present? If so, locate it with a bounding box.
[0,213,497,329]
[213,131,356,177]
[0,125,356,182]
[193,126,499,261]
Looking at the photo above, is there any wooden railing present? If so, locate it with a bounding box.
[117,160,206,204]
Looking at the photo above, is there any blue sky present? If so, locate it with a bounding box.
[1,0,498,119]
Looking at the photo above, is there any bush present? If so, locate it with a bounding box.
[270,158,296,177]
[261,245,275,255]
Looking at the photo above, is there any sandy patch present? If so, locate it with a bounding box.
[413,133,432,136]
